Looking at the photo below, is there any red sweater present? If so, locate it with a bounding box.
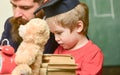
[54,40,104,75]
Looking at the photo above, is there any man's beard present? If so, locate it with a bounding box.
[9,17,28,43]
[9,10,45,43]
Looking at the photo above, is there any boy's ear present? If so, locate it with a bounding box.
[76,20,83,33]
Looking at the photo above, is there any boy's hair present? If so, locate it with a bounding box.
[47,2,89,35]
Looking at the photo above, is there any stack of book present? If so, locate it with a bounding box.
[40,54,77,75]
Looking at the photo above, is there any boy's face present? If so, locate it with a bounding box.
[48,22,80,50]
[10,0,40,24]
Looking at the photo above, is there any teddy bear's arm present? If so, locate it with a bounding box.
[15,43,39,65]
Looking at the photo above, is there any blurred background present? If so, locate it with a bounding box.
[0,0,120,75]
[0,0,12,38]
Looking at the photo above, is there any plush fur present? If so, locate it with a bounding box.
[11,18,50,75]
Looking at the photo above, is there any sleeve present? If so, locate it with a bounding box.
[43,32,59,54]
[0,17,20,52]
[78,50,104,75]
[0,17,12,44]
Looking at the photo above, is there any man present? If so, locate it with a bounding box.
[0,0,58,53]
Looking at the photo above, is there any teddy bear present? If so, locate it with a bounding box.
[11,18,50,75]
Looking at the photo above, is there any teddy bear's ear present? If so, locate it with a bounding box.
[34,30,49,46]
[31,18,50,45]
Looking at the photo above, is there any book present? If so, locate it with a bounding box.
[40,54,77,75]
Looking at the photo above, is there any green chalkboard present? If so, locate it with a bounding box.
[80,0,120,66]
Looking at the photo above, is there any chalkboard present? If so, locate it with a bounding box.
[80,0,120,66]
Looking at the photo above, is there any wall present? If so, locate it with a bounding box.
[0,0,12,39]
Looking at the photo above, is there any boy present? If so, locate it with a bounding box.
[35,0,104,75]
